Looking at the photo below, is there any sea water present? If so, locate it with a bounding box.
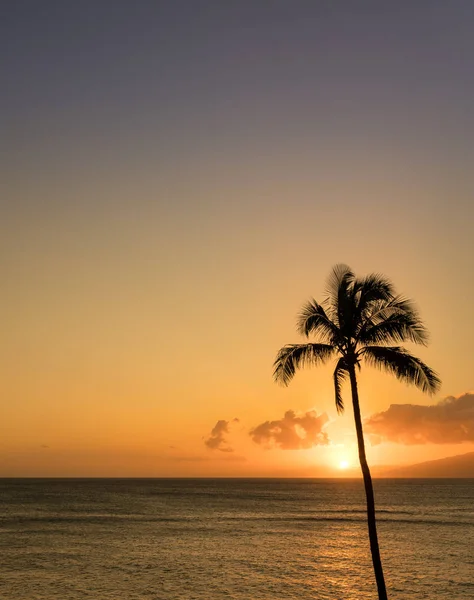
[1,478,473,599]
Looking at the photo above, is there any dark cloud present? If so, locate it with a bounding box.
[365,393,474,445]
[204,419,238,452]
[250,410,329,450]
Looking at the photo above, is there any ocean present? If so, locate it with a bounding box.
[1,478,473,599]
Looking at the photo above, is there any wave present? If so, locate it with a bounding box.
[1,513,472,527]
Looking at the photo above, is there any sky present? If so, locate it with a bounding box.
[2,1,474,476]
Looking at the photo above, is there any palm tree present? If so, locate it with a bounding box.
[273,265,440,600]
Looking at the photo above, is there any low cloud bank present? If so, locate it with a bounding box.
[365,393,474,445]
[250,409,329,449]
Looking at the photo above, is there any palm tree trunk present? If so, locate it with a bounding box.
[349,365,388,600]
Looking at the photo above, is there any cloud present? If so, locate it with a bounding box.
[204,418,239,452]
[364,393,474,445]
[250,409,329,449]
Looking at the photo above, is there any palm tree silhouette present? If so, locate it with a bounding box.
[273,265,440,600]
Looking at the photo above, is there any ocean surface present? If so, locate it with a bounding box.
[1,478,473,600]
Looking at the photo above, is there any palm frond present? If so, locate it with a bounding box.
[358,309,429,346]
[333,357,349,414]
[296,299,341,342]
[273,343,335,386]
[361,346,441,394]
[326,264,355,316]
[353,273,395,324]
[365,296,418,323]
[324,264,355,335]
[357,296,426,341]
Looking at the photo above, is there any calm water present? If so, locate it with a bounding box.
[1,478,473,599]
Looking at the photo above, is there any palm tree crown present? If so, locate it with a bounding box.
[274,264,440,600]
[274,264,441,410]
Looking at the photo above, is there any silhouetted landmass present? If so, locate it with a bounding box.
[380,452,474,478]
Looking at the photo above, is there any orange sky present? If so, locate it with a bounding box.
[2,3,474,476]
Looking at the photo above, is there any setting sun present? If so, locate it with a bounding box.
[339,460,350,470]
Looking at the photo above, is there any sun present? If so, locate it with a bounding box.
[338,460,350,470]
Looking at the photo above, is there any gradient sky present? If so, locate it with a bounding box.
[2,1,474,476]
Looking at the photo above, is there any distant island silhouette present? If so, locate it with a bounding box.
[378,451,474,478]
[327,452,474,479]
